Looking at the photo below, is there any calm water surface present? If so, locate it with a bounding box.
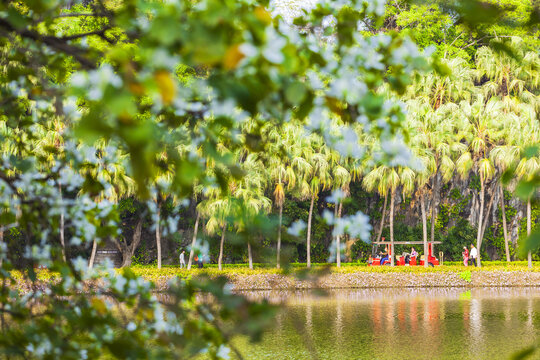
[232,288,540,360]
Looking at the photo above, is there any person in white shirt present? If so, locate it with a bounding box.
[179,250,186,268]
[469,244,478,267]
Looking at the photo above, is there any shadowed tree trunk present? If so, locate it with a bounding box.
[188,211,200,270]
[88,238,98,269]
[276,202,283,269]
[59,184,66,262]
[476,177,486,267]
[248,242,253,270]
[375,193,388,243]
[480,187,495,241]
[430,173,439,243]
[218,224,226,271]
[336,201,343,267]
[500,184,510,262]
[421,191,428,268]
[306,194,315,268]
[390,189,395,266]
[156,197,162,269]
[0,229,3,267]
[112,217,143,267]
[527,198,532,269]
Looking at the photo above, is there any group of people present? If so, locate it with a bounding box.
[178,250,204,268]
[368,239,419,266]
[462,244,478,267]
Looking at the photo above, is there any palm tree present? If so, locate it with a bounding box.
[300,149,332,268]
[87,145,136,268]
[363,165,400,266]
[476,38,540,106]
[456,96,503,267]
[199,192,231,271]
[515,112,540,268]
[267,124,302,268]
[406,57,475,109]
[407,100,465,246]
[234,154,272,269]
[331,162,351,267]
[490,142,520,262]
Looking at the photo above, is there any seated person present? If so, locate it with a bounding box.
[410,247,418,258]
[379,246,389,265]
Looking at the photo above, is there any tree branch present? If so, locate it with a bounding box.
[0,18,98,69]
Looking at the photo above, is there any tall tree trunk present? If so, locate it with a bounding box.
[527,198,532,269]
[421,191,428,268]
[187,211,200,270]
[218,224,226,271]
[430,174,439,243]
[306,194,315,268]
[480,188,495,241]
[248,242,253,270]
[0,229,4,268]
[59,183,66,262]
[334,201,339,266]
[476,178,485,268]
[156,198,162,269]
[112,217,143,267]
[376,193,388,243]
[336,201,343,268]
[500,184,510,262]
[276,202,283,269]
[88,238,98,269]
[390,189,395,266]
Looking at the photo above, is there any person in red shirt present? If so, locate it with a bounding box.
[462,246,469,266]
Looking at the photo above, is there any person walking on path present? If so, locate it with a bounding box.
[462,246,469,266]
[179,250,186,268]
[469,244,478,267]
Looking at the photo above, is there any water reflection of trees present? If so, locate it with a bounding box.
[234,288,540,360]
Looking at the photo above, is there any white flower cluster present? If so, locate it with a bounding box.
[287,219,306,236]
[322,207,372,242]
[70,64,123,101]
[327,238,346,262]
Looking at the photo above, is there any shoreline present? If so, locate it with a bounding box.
[151,270,540,291]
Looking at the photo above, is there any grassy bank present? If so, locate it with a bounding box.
[10,262,540,289]
[124,261,540,282]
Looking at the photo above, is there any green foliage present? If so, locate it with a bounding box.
[0,0,538,358]
[459,270,472,282]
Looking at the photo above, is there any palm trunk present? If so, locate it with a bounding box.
[376,193,388,243]
[421,191,428,268]
[334,201,339,266]
[0,229,4,268]
[306,194,315,268]
[59,183,66,262]
[430,174,439,243]
[276,202,283,269]
[500,184,510,262]
[187,211,200,270]
[476,178,485,268]
[336,201,343,268]
[248,242,253,270]
[527,198,532,269]
[88,238,98,269]
[480,189,495,241]
[390,189,395,266]
[218,224,226,271]
[156,199,162,269]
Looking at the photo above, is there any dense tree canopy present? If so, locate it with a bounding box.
[0,0,538,358]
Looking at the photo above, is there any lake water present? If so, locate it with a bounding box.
[232,288,540,360]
